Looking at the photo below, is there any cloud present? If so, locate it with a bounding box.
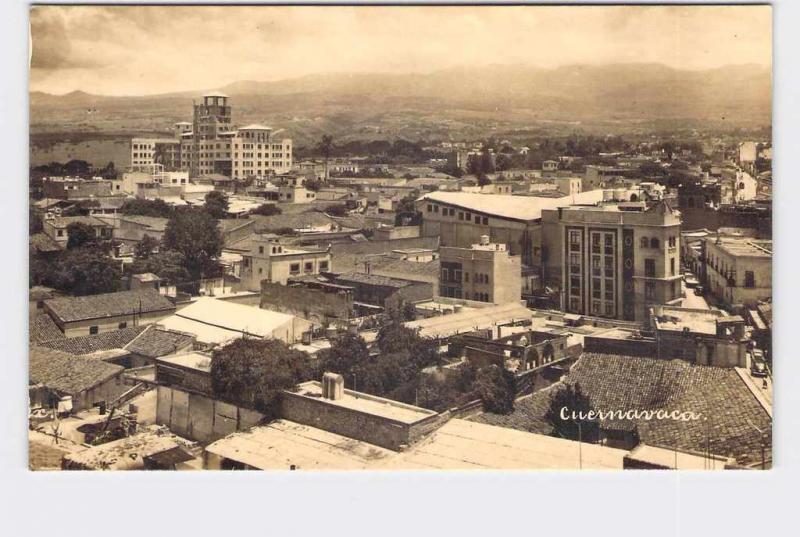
[29,5,772,96]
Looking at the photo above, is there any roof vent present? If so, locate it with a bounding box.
[322,372,344,400]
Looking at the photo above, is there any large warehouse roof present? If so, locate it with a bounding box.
[418,190,604,222]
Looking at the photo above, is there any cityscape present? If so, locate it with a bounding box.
[27,5,772,471]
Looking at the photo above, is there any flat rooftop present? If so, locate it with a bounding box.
[714,238,772,257]
[654,307,725,335]
[293,381,436,424]
[406,302,533,339]
[206,419,627,470]
[626,444,730,470]
[158,352,212,373]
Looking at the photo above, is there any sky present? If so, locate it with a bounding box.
[29,5,772,96]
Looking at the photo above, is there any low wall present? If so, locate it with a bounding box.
[583,335,658,357]
[156,385,265,443]
[281,390,443,451]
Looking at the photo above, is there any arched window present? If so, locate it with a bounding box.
[630,193,639,202]
[640,237,649,248]
[650,238,660,249]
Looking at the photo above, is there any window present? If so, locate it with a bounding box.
[640,237,649,248]
[89,326,99,335]
[57,229,64,237]
[645,282,655,299]
[304,262,314,273]
[650,238,660,249]
[605,303,614,316]
[668,236,677,248]
[118,322,127,329]
[320,260,329,271]
[427,204,432,212]
[482,217,489,225]
[464,272,469,282]
[289,263,300,274]
[745,271,755,288]
[670,258,675,276]
[258,246,264,254]
[644,259,656,277]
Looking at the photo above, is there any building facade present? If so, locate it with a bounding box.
[240,236,331,291]
[439,236,522,304]
[704,237,772,310]
[540,201,682,322]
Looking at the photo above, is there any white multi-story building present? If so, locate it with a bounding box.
[129,93,292,180]
[231,125,293,180]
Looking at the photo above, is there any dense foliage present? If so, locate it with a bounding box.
[163,208,224,287]
[210,338,314,418]
[544,382,600,443]
[120,198,174,218]
[204,191,229,219]
[31,247,121,296]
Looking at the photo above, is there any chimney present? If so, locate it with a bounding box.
[322,372,344,400]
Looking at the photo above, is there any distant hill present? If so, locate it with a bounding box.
[30,63,771,145]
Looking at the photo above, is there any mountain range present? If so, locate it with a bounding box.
[30,63,771,145]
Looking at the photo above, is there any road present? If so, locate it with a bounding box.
[680,280,710,310]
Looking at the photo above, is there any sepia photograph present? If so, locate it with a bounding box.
[26,3,773,472]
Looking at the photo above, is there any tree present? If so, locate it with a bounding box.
[325,204,349,217]
[204,191,229,219]
[211,338,313,418]
[127,249,190,285]
[121,198,174,218]
[163,208,224,288]
[66,222,96,249]
[320,331,370,378]
[134,234,159,260]
[29,206,43,235]
[250,203,282,216]
[477,173,491,187]
[376,319,439,370]
[318,135,334,181]
[474,365,516,414]
[544,382,600,443]
[40,247,121,295]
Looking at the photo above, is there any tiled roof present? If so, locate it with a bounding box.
[470,353,772,466]
[40,326,147,355]
[124,326,195,358]
[29,313,65,344]
[118,215,169,231]
[44,289,175,323]
[470,384,557,436]
[29,346,123,394]
[47,216,110,229]
[334,272,419,289]
[29,233,63,253]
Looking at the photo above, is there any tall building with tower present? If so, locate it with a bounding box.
[129,92,292,178]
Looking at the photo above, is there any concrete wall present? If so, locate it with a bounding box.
[260,282,353,324]
[156,385,265,443]
[281,390,444,451]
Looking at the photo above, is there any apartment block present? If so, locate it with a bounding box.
[540,200,682,322]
